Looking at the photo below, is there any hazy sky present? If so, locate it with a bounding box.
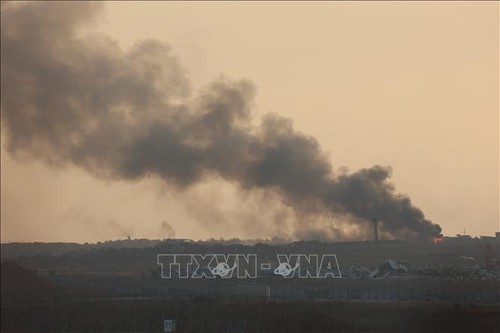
[1,2,498,242]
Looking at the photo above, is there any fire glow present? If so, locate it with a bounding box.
[433,234,445,244]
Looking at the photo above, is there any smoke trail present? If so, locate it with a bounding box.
[160,221,176,239]
[1,2,441,239]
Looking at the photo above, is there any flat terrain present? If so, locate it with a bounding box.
[1,238,499,332]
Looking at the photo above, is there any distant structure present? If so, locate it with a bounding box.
[480,236,495,240]
[496,232,500,241]
[371,218,379,243]
[456,234,472,240]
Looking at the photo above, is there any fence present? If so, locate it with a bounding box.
[2,294,500,332]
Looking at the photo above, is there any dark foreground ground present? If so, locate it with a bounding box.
[1,238,499,332]
[1,296,500,332]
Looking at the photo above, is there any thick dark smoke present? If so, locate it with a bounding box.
[1,2,441,240]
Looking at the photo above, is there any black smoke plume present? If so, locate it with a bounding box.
[1,2,441,240]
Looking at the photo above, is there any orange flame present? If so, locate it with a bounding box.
[433,235,445,244]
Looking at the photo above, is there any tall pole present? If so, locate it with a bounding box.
[371,218,379,244]
[371,218,379,268]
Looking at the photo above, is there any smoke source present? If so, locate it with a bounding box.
[1,2,441,240]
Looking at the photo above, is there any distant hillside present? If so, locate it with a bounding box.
[1,261,55,298]
[0,239,161,257]
[0,237,295,257]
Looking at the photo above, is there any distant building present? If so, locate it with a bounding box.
[456,234,472,240]
[496,232,500,240]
